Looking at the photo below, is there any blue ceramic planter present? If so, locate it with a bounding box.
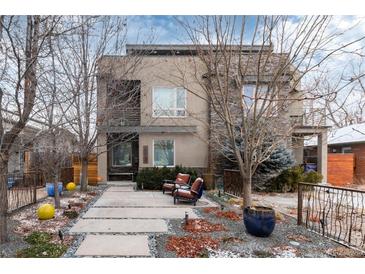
[243,206,276,237]
[46,182,63,197]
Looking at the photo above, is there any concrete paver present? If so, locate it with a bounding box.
[93,191,216,208]
[75,235,151,257]
[69,218,168,233]
[83,207,199,219]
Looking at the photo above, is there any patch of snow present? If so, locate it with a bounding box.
[305,123,365,146]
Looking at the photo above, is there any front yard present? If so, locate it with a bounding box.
[153,191,364,258]
[0,185,105,258]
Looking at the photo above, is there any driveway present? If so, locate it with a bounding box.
[69,182,218,257]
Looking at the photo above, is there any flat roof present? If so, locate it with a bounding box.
[125,43,273,56]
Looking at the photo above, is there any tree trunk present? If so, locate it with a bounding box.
[53,174,60,209]
[0,157,9,244]
[242,175,252,208]
[80,157,88,192]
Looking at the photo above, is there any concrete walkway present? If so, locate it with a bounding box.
[70,182,217,257]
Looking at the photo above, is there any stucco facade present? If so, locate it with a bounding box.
[96,44,328,182]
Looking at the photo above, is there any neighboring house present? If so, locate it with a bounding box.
[96,44,329,182]
[305,123,365,185]
[1,118,40,175]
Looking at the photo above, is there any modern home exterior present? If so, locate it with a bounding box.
[96,44,329,183]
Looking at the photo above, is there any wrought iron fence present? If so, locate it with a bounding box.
[6,172,43,212]
[298,182,365,251]
[223,169,242,197]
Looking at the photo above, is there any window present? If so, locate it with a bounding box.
[153,87,186,117]
[153,140,174,167]
[342,147,352,154]
[242,84,270,108]
[112,142,132,166]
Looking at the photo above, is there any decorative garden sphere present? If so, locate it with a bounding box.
[66,182,76,191]
[37,204,55,220]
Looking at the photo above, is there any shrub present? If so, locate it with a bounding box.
[265,166,304,192]
[136,166,198,190]
[24,232,52,245]
[303,171,323,184]
[17,242,67,258]
[264,166,322,192]
[18,231,67,258]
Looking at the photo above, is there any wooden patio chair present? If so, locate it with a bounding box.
[162,173,191,194]
[173,177,204,206]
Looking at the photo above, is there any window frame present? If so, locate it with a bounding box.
[341,146,352,154]
[111,142,133,167]
[152,139,175,167]
[242,83,278,115]
[152,87,187,118]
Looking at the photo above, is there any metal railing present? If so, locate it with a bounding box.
[298,182,365,251]
[223,169,242,197]
[290,107,327,127]
[6,172,43,212]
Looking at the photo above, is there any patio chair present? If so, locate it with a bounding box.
[162,173,191,194]
[173,177,204,206]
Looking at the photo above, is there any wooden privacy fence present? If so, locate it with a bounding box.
[223,169,242,197]
[327,153,355,186]
[298,182,365,251]
[72,154,98,185]
[6,172,43,212]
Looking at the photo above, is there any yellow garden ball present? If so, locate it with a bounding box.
[37,204,55,220]
[66,182,76,191]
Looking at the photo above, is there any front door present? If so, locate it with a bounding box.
[107,135,139,181]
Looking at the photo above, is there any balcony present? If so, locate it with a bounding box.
[290,108,327,127]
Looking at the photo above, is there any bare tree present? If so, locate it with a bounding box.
[176,16,365,207]
[0,16,61,243]
[53,16,145,191]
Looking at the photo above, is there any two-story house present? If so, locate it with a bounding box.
[96,44,329,183]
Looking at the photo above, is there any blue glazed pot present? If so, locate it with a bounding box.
[243,206,276,237]
[46,182,63,197]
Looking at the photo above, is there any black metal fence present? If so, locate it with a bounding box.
[6,172,44,212]
[298,182,365,251]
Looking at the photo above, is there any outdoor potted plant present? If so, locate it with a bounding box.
[243,206,276,237]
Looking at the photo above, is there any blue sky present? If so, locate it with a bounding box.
[126,16,259,44]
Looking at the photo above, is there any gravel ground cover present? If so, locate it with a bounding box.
[153,191,365,258]
[0,184,107,258]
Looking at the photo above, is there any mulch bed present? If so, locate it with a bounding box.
[203,207,219,214]
[215,211,241,221]
[203,207,241,221]
[183,219,226,232]
[11,190,100,236]
[166,235,219,257]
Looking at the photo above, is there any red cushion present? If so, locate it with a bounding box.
[190,178,203,195]
[176,173,190,184]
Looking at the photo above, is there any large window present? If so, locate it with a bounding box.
[153,140,174,167]
[112,142,132,167]
[242,84,270,108]
[153,87,186,117]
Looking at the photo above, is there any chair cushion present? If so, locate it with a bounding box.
[162,183,175,191]
[190,178,203,195]
[176,173,190,184]
[174,189,195,199]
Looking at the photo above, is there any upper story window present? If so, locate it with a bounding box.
[242,84,270,107]
[242,84,279,115]
[153,87,186,117]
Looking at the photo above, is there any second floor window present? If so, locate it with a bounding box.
[153,87,186,117]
